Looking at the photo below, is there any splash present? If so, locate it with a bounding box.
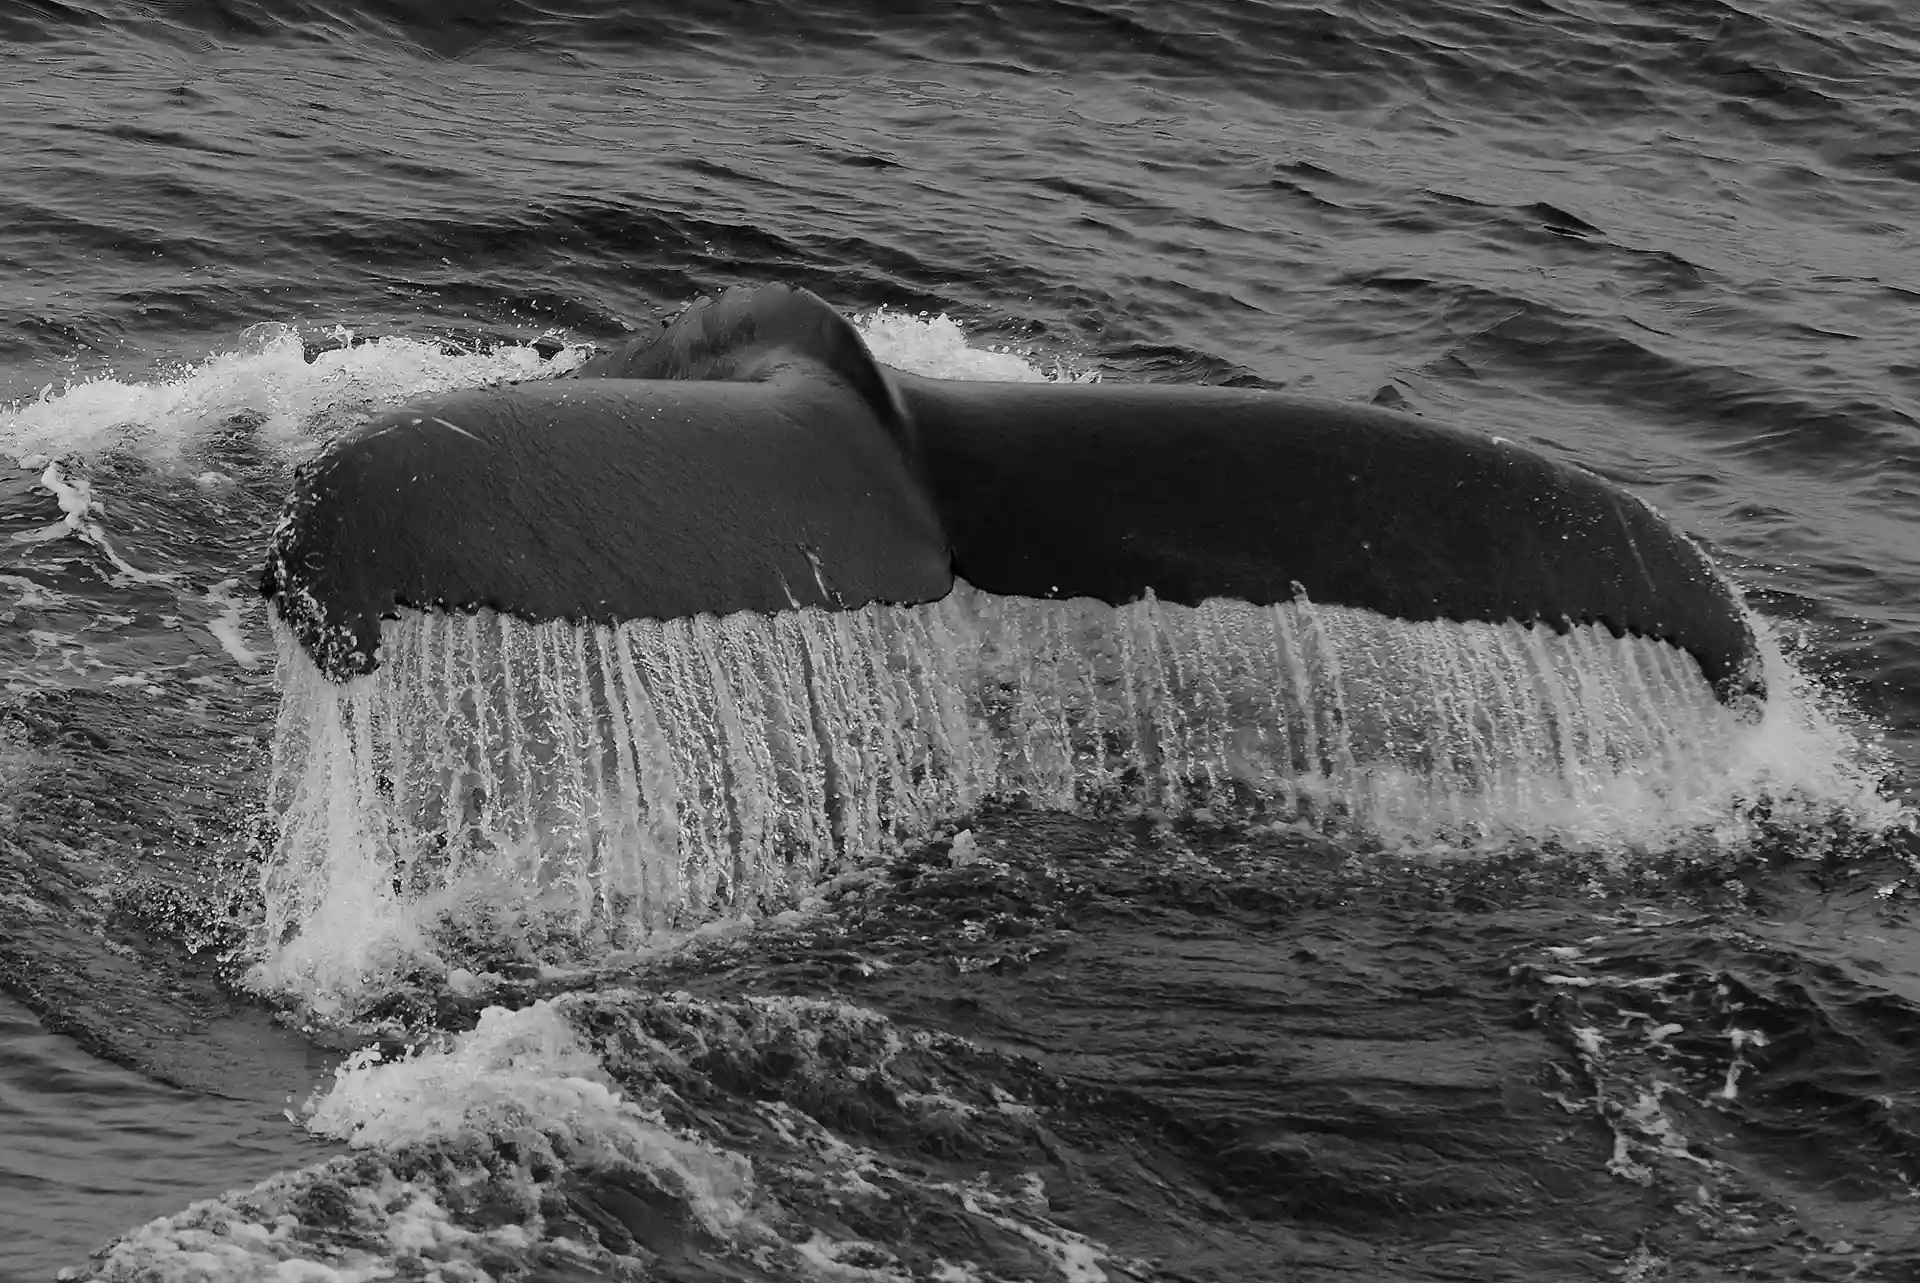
[0,323,582,470]
[857,308,1067,382]
[248,580,1892,1014]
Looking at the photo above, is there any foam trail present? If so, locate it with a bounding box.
[247,580,1881,1014]
[10,463,174,586]
[203,579,262,670]
[1,325,584,469]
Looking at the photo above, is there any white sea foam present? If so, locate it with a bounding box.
[203,578,263,671]
[73,1169,534,1283]
[856,308,1071,382]
[249,588,1900,1015]
[307,1000,763,1240]
[0,324,583,469]
[15,460,175,588]
[79,992,1125,1282]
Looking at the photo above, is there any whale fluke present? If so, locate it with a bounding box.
[263,283,1763,706]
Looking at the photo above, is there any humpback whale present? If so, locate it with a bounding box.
[262,283,1764,707]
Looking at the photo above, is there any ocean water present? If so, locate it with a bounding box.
[2,0,1918,1279]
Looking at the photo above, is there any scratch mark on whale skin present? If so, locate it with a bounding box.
[430,417,483,443]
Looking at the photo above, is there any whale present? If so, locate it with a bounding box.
[261,283,1765,707]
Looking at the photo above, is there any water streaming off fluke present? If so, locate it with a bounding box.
[250,583,1830,1013]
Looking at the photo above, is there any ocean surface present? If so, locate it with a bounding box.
[2,0,1918,1278]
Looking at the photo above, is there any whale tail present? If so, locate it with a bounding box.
[265,281,1762,706]
[251,283,1778,982]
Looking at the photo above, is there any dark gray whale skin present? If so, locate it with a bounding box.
[262,283,1764,706]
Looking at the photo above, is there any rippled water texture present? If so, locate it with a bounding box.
[7,1,1918,737]
[2,0,1918,1278]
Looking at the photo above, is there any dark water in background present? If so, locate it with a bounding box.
[1,0,1919,1278]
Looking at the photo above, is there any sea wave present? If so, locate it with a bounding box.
[4,0,1920,1270]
